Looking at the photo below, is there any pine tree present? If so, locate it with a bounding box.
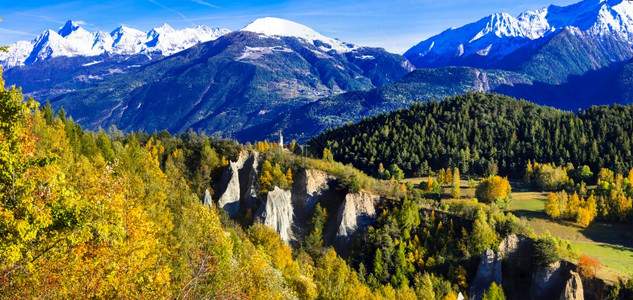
[452,167,461,198]
[483,282,506,300]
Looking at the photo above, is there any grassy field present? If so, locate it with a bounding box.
[508,190,633,281]
[572,242,633,280]
[507,192,633,280]
[406,175,633,281]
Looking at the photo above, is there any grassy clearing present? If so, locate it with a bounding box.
[572,242,633,281]
[506,190,633,281]
[508,192,548,220]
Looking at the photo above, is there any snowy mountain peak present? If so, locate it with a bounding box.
[242,17,323,39]
[405,0,633,68]
[151,23,176,34]
[58,20,83,37]
[241,17,355,53]
[111,25,144,36]
[1,22,231,68]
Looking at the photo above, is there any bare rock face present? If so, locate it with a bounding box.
[203,189,213,208]
[334,191,380,252]
[470,248,503,300]
[531,261,567,300]
[217,152,249,218]
[298,169,337,212]
[560,271,584,300]
[291,169,338,229]
[257,187,294,243]
[499,234,535,300]
[582,277,607,300]
[241,151,260,214]
[217,150,260,218]
[500,234,520,257]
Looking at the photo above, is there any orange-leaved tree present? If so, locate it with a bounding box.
[578,254,601,278]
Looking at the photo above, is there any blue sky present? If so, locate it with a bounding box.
[1,0,579,53]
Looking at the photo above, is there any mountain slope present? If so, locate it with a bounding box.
[47,18,412,137]
[235,67,531,142]
[405,0,633,83]
[3,53,155,100]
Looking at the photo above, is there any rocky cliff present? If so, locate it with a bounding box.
[470,248,503,300]
[203,189,213,208]
[334,191,380,253]
[291,169,339,235]
[530,260,580,300]
[240,152,260,215]
[560,271,584,300]
[256,187,294,243]
[215,151,381,248]
[217,152,250,218]
[469,234,592,300]
[500,234,535,300]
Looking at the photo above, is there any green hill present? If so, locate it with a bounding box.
[308,92,633,177]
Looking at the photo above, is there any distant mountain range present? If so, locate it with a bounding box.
[1,0,633,143]
[405,0,633,84]
[36,18,411,137]
[0,20,229,68]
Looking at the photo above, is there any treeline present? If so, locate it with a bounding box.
[308,92,633,178]
[532,162,633,227]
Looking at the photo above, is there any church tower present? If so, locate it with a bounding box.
[278,130,283,147]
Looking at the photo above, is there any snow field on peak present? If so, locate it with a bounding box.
[240,17,356,53]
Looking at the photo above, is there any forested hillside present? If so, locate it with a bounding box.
[4,63,633,298]
[309,93,633,178]
[0,67,490,299]
[0,68,535,299]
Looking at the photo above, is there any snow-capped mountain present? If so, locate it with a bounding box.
[0,20,230,68]
[37,17,411,140]
[240,17,356,53]
[405,0,633,69]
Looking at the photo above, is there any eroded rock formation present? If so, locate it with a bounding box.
[203,189,213,208]
[217,152,249,218]
[334,191,380,252]
[241,151,260,215]
[291,169,338,234]
[470,248,503,300]
[560,271,584,300]
[257,187,294,243]
[500,234,535,300]
[215,152,382,250]
[531,261,572,300]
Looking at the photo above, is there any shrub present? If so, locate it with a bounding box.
[533,235,560,266]
[338,173,361,193]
